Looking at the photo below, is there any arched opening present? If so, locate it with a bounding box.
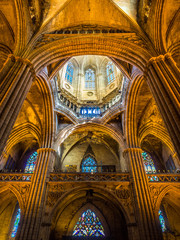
[157,190,180,240]
[0,189,21,240]
[49,188,129,240]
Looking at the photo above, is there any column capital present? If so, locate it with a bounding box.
[144,52,173,76]
[6,54,36,77]
[147,52,172,64]
[37,148,56,153]
[123,148,143,154]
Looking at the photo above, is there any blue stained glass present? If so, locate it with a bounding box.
[24,151,37,173]
[106,62,115,85]
[72,209,105,237]
[81,156,97,173]
[80,106,101,118]
[142,151,156,173]
[11,208,21,238]
[85,69,95,89]
[158,210,167,232]
[65,63,74,84]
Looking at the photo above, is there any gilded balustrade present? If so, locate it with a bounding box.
[147,173,180,182]
[0,172,179,182]
[0,173,32,181]
[49,172,130,182]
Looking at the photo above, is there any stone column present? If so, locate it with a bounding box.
[17,148,55,240]
[123,148,162,240]
[145,53,180,159]
[0,54,36,156]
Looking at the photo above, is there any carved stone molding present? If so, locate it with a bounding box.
[46,184,65,207]
[114,184,134,215]
[149,184,169,210]
[11,183,31,207]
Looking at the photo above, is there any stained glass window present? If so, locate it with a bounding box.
[24,151,37,173]
[11,208,21,238]
[142,151,156,173]
[72,209,105,237]
[80,106,101,118]
[85,69,95,89]
[65,63,74,84]
[81,156,97,173]
[106,62,115,85]
[158,210,167,232]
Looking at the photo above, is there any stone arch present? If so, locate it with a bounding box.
[0,185,24,213]
[152,185,180,237]
[0,185,25,240]
[125,74,144,147]
[35,76,54,148]
[29,36,153,74]
[55,122,125,149]
[153,185,180,216]
[47,185,133,240]
[139,123,175,154]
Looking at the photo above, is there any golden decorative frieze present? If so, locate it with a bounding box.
[49,172,130,182]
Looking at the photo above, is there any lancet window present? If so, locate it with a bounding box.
[65,63,74,84]
[24,151,37,173]
[72,209,105,237]
[158,209,167,232]
[106,62,115,84]
[81,156,97,173]
[142,151,156,173]
[11,208,21,238]
[85,68,95,89]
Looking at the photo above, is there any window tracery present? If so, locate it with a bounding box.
[65,63,74,84]
[85,68,95,89]
[24,151,37,173]
[106,62,115,85]
[11,208,21,238]
[81,156,97,173]
[72,209,105,237]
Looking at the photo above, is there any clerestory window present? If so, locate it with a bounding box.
[85,68,95,89]
[106,62,115,85]
[65,63,74,84]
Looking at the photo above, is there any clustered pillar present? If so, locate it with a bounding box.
[0,54,36,155]
[123,148,162,240]
[17,148,55,240]
[145,53,180,159]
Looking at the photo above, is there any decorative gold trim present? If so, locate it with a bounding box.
[37,148,56,153]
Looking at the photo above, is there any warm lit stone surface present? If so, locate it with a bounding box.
[0,0,179,240]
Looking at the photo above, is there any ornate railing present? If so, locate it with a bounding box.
[147,173,180,182]
[0,173,32,181]
[0,173,179,183]
[49,172,130,182]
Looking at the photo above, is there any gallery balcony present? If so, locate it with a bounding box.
[0,172,179,183]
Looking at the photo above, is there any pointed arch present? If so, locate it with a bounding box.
[72,208,106,237]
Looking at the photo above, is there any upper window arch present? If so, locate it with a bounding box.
[106,62,115,85]
[85,68,95,89]
[65,63,74,84]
